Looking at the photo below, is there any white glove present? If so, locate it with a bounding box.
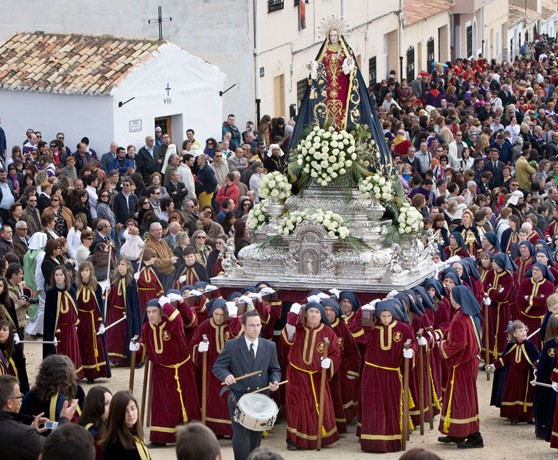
[53,337,58,347]
[158,296,169,307]
[321,357,332,369]
[310,60,318,79]
[290,303,302,315]
[133,272,140,280]
[167,293,182,302]
[205,284,218,292]
[188,290,202,297]
[362,303,375,312]
[487,364,496,373]
[329,288,340,299]
[530,379,537,387]
[260,287,276,296]
[387,290,399,299]
[445,255,461,265]
[553,381,558,393]
[306,295,321,304]
[248,292,262,302]
[13,333,20,345]
[346,374,357,380]
[417,336,427,347]
[403,348,414,359]
[129,341,140,352]
[434,331,441,342]
[483,296,491,306]
[198,341,209,353]
[178,275,187,283]
[525,295,529,300]
[226,301,238,318]
[98,324,106,335]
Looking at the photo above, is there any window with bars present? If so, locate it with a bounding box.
[406,47,415,82]
[427,38,435,71]
[466,25,473,57]
[268,0,284,12]
[368,57,377,86]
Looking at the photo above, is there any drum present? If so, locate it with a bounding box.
[234,393,278,431]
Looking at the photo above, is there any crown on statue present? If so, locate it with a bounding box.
[318,15,350,40]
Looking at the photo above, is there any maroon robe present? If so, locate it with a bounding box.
[549,356,558,448]
[517,278,555,349]
[137,265,164,319]
[493,340,538,421]
[47,289,83,379]
[329,317,361,432]
[439,311,481,438]
[76,285,109,380]
[282,318,341,450]
[191,317,242,437]
[139,303,201,444]
[354,320,415,453]
[485,270,515,363]
[514,256,533,286]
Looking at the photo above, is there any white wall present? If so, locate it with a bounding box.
[0,91,113,153]
[112,43,225,150]
[0,0,251,131]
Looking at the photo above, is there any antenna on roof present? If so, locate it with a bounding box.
[148,6,172,41]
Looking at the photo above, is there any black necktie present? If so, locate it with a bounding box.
[250,343,255,362]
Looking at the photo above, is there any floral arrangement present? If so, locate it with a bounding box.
[258,171,292,202]
[294,126,357,186]
[278,208,349,239]
[246,203,270,230]
[397,203,424,234]
[277,210,307,236]
[358,174,392,202]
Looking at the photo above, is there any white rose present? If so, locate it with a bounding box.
[351,153,357,160]
[331,141,338,148]
[375,192,381,199]
[405,227,412,234]
[345,160,352,167]
[328,156,336,163]
[297,158,303,166]
[331,163,339,170]
[321,160,328,168]
[398,215,406,223]
[309,147,316,154]
[328,231,336,238]
[324,132,331,139]
[311,170,318,178]
[314,136,321,143]
[331,172,338,178]
[303,166,310,173]
[347,146,355,153]
[271,190,279,197]
[382,193,391,200]
[399,228,405,234]
[343,139,349,145]
[339,168,346,175]
[322,146,329,153]
[313,142,320,149]
[378,177,386,185]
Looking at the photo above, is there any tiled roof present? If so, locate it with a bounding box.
[0,32,162,96]
[404,0,453,26]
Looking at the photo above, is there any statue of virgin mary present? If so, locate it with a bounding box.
[290,16,391,166]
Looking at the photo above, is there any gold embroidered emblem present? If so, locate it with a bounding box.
[162,330,171,342]
[316,342,326,354]
[549,348,555,358]
[393,331,403,342]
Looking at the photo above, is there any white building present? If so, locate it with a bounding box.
[0,32,225,154]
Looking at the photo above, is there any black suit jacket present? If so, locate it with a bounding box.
[166,180,188,208]
[113,191,139,225]
[483,160,505,188]
[213,336,281,399]
[136,146,160,183]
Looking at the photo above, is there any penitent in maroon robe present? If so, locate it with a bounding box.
[282,319,341,449]
[355,319,415,453]
[76,284,109,380]
[329,317,361,432]
[137,265,164,320]
[139,303,201,444]
[493,340,538,421]
[44,287,83,379]
[191,316,242,436]
[439,311,481,438]
[484,269,515,363]
[517,278,555,349]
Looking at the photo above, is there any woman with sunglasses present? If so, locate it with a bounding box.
[96,191,116,241]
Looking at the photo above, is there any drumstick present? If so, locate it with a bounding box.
[527,327,541,341]
[250,380,288,394]
[221,370,262,385]
[531,380,555,389]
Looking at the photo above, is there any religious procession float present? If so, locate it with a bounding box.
[213,17,435,294]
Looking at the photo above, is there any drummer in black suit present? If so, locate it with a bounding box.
[213,309,281,460]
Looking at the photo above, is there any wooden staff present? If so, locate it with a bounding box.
[425,338,434,430]
[484,301,490,381]
[103,244,112,320]
[316,337,330,451]
[250,380,288,394]
[128,335,139,392]
[220,370,262,385]
[402,339,412,451]
[417,330,425,435]
[201,334,208,424]
[140,360,151,426]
